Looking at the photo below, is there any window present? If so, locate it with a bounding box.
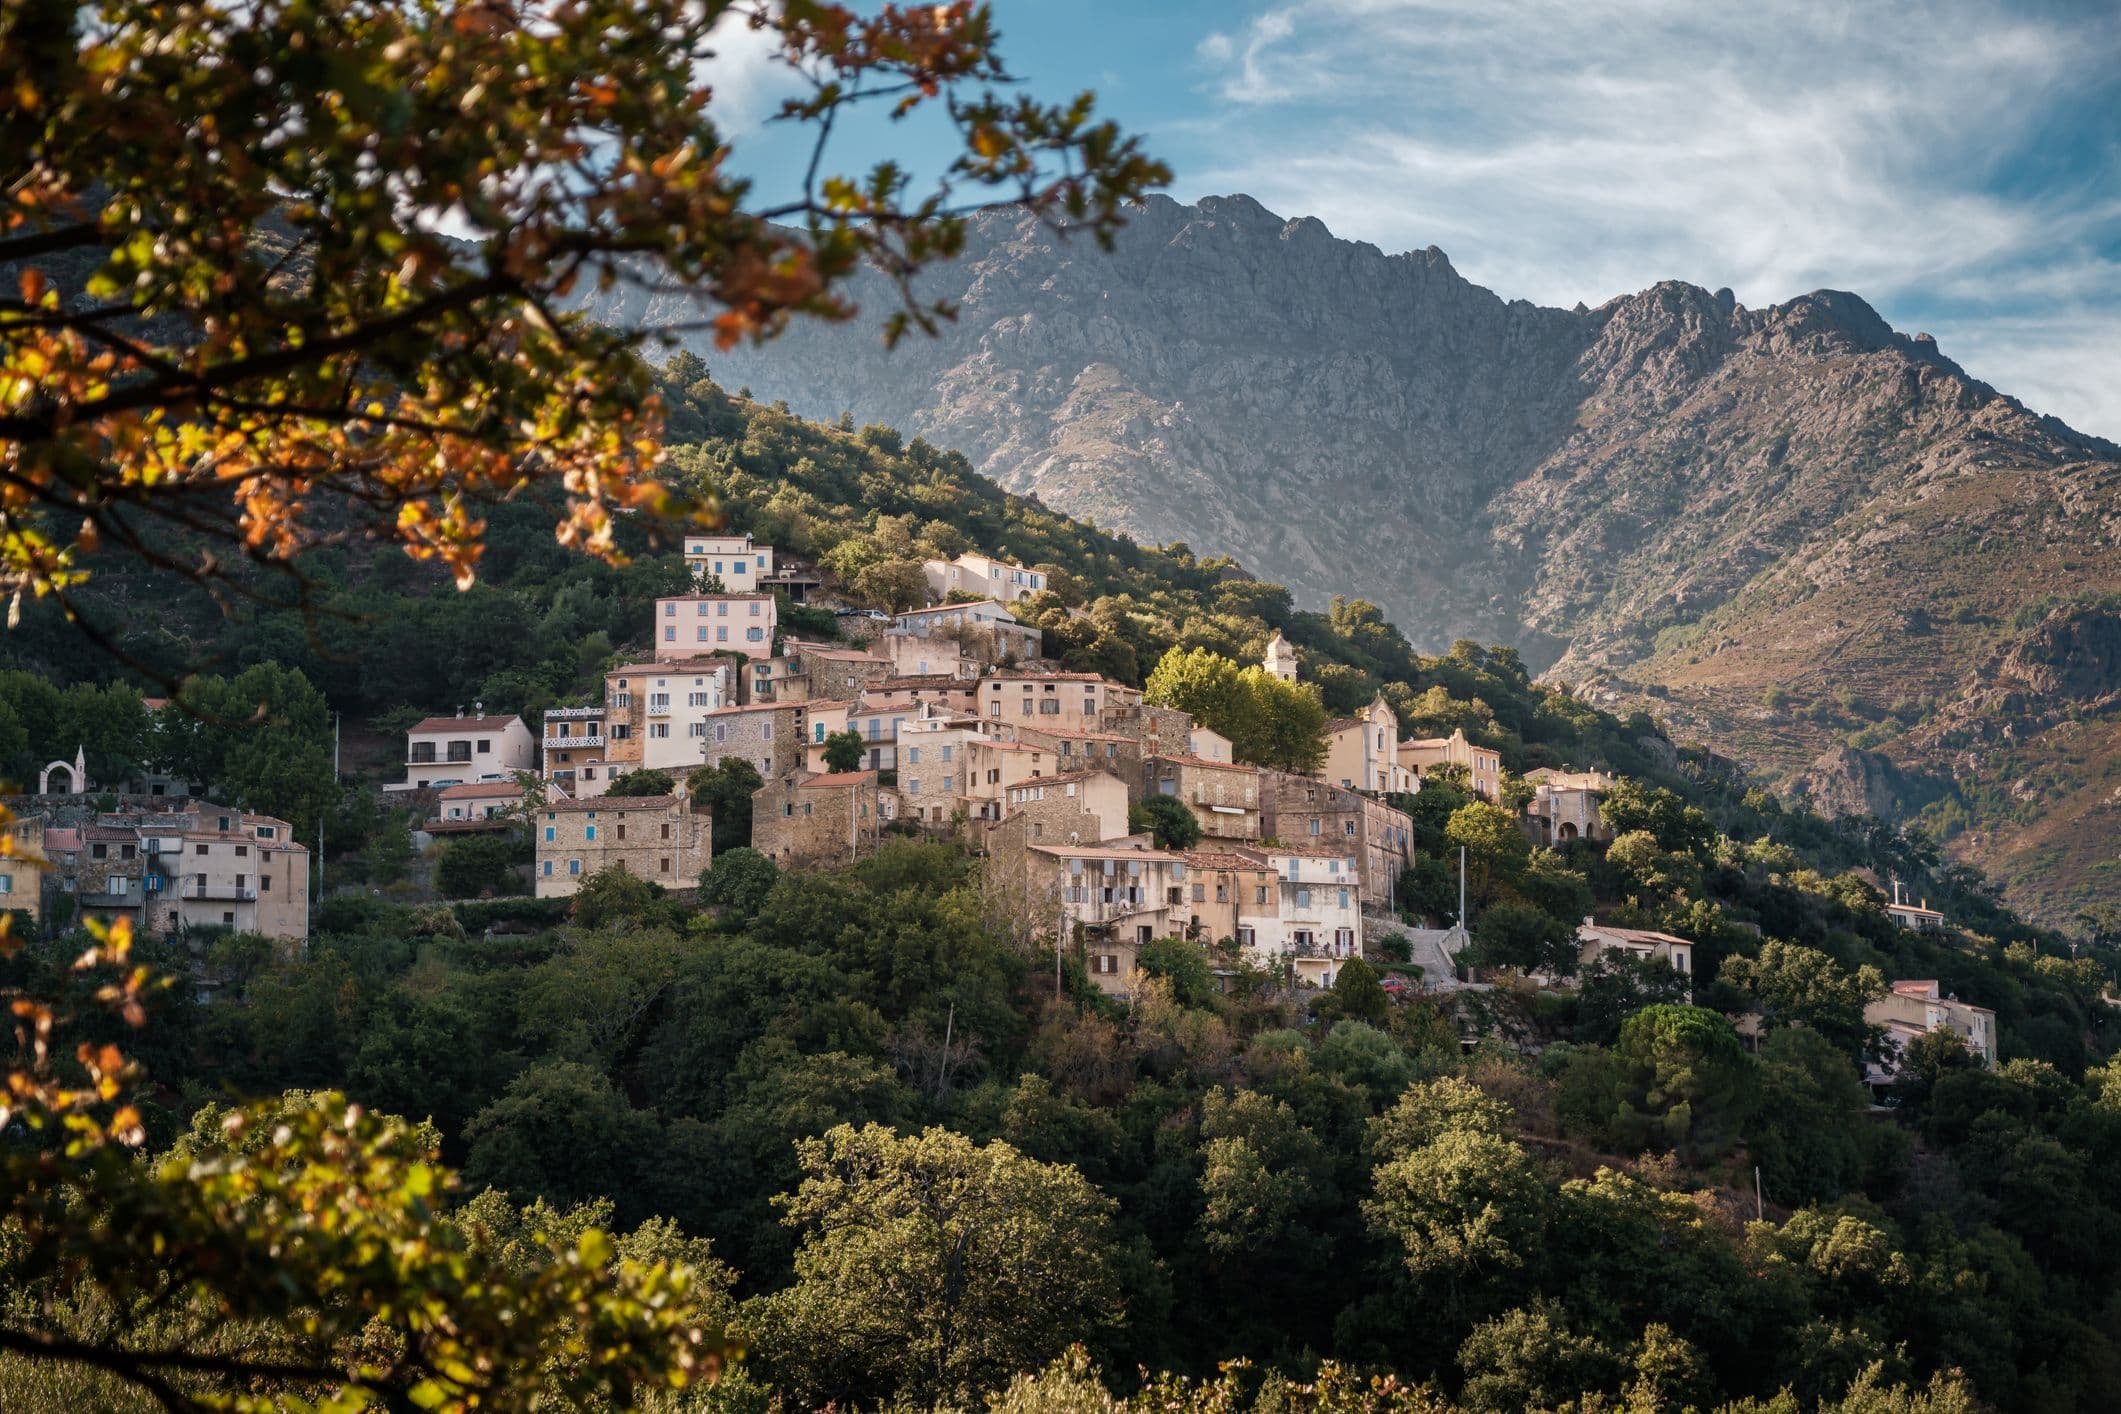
[1297,888,1311,908]
[749,601,761,616]
[697,625,710,642]
[1308,819,1320,836]
[664,625,676,642]
[1339,889,1350,909]
[195,843,207,856]
[908,778,921,794]
[1215,884,1228,903]
[907,747,920,764]
[234,844,247,857]
[1192,883,1206,902]
[661,858,672,873]
[569,859,581,875]
[689,722,706,737]
[716,626,728,642]
[1255,885,1268,904]
[665,601,676,616]
[941,775,953,793]
[616,824,627,842]
[92,842,107,860]
[650,723,670,739]
[585,825,597,841]
[717,601,729,616]
[660,823,670,840]
[222,911,235,925]
[747,626,764,642]
[1237,926,1255,947]
[544,826,555,842]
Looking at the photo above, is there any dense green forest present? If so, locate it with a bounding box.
[7,367,2121,1410]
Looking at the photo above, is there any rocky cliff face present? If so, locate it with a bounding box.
[584,194,2121,921]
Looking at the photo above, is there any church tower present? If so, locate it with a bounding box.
[1264,631,1299,683]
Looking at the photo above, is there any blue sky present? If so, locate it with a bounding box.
[709,0,2121,440]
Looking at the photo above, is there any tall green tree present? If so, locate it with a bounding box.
[746,1123,1124,1407]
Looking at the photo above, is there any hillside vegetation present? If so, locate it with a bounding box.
[644,193,2121,927]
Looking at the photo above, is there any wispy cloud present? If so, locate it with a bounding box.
[1185,0,2121,436]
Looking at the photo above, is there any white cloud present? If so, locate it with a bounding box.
[1183,0,2121,437]
[697,5,802,138]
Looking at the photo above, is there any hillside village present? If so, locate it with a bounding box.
[5,529,1998,1088]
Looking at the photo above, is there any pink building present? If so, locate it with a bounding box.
[653,593,777,661]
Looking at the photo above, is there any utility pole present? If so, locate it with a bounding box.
[1458,845,1467,928]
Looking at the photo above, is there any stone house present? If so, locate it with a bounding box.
[990,770,1130,848]
[53,805,310,942]
[699,702,812,780]
[654,592,776,661]
[979,672,1140,730]
[402,711,535,791]
[1006,841,1194,996]
[781,642,894,702]
[870,675,982,717]
[534,795,707,898]
[1523,767,1615,844]
[1259,770,1413,909]
[894,710,985,827]
[1175,848,1278,950]
[959,737,1059,825]
[749,770,887,870]
[1399,727,1502,802]
[892,599,1042,665]
[1097,701,1196,761]
[1138,754,1262,841]
[1006,723,1135,777]
[879,631,978,681]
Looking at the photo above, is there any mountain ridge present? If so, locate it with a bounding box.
[582,192,2121,923]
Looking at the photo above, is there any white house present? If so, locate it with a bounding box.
[1238,845,1363,987]
[401,711,535,790]
[685,533,774,586]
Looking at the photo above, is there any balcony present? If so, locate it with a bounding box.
[547,733,606,750]
[546,705,604,720]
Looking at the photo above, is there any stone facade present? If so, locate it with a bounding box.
[1138,754,1262,841]
[700,702,812,780]
[979,672,1138,730]
[990,770,1130,847]
[31,803,310,941]
[750,770,885,870]
[1523,767,1615,844]
[1259,771,1413,909]
[1002,841,1194,996]
[534,795,707,898]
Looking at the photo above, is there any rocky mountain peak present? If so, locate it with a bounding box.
[633,190,2121,922]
